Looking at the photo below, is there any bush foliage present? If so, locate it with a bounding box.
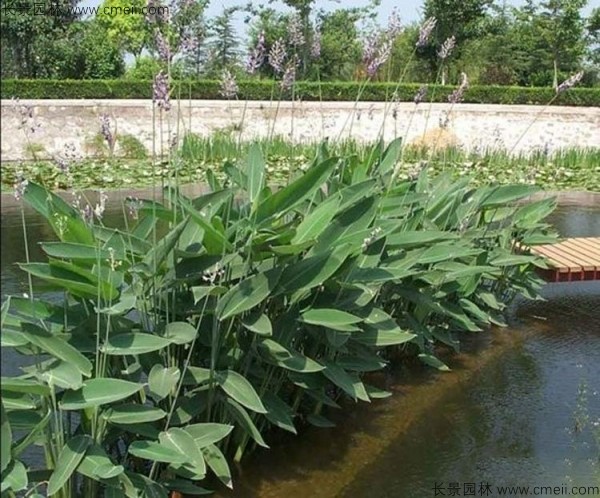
[2,79,599,106]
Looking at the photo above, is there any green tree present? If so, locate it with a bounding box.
[204,8,240,76]
[96,0,150,60]
[0,0,81,78]
[538,0,588,87]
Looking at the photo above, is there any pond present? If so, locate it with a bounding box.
[1,191,599,497]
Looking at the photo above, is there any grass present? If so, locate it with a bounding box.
[2,136,599,193]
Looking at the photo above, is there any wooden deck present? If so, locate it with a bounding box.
[529,237,600,282]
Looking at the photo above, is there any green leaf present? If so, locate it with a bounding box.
[1,460,27,493]
[480,184,539,208]
[41,242,122,261]
[418,354,451,371]
[1,377,50,396]
[262,392,297,434]
[224,398,268,448]
[386,230,459,249]
[217,268,282,321]
[148,365,181,401]
[164,322,197,345]
[190,285,227,303]
[60,379,143,410]
[47,435,93,495]
[256,157,338,222]
[257,339,324,373]
[202,444,232,489]
[241,312,272,336]
[102,333,171,355]
[128,441,188,464]
[102,404,166,425]
[299,308,361,331]
[21,324,92,377]
[246,143,265,210]
[216,370,266,414]
[1,402,12,473]
[39,361,83,390]
[184,423,234,448]
[306,413,335,428]
[159,428,206,478]
[376,137,403,175]
[291,195,341,245]
[76,444,126,482]
[322,362,370,402]
[163,478,213,496]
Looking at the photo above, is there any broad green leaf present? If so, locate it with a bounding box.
[39,361,83,390]
[480,184,539,208]
[300,308,361,330]
[102,405,166,425]
[41,242,122,261]
[190,285,226,303]
[224,398,268,449]
[216,370,266,413]
[418,353,451,371]
[148,365,181,400]
[256,157,338,222]
[386,231,458,249]
[159,428,206,477]
[163,478,213,496]
[184,423,234,448]
[262,392,297,434]
[376,137,403,175]
[1,460,27,493]
[365,384,392,399]
[21,324,92,377]
[164,322,197,345]
[242,313,272,336]
[292,195,341,244]
[47,435,93,495]
[257,339,324,373]
[0,402,11,473]
[102,333,171,355]
[217,268,282,321]
[60,379,143,410]
[1,378,50,396]
[322,362,370,402]
[275,244,351,297]
[97,293,137,316]
[128,441,188,464]
[202,444,232,489]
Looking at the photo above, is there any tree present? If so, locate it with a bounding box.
[204,8,239,76]
[0,0,81,78]
[96,0,150,60]
[538,0,588,87]
[422,0,493,82]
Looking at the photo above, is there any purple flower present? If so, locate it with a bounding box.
[220,69,238,99]
[438,36,456,60]
[387,8,402,38]
[448,72,469,104]
[155,30,172,62]
[362,32,379,64]
[245,31,266,74]
[280,62,296,91]
[416,17,437,48]
[311,29,321,59]
[288,14,305,47]
[269,38,287,75]
[414,85,427,105]
[99,114,116,151]
[153,71,171,111]
[367,39,392,78]
[146,0,169,23]
[556,71,584,94]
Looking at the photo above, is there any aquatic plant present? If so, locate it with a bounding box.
[0,140,558,496]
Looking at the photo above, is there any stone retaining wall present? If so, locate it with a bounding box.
[1,99,599,161]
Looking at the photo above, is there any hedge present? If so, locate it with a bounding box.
[1,79,599,106]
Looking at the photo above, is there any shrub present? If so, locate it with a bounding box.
[1,79,598,106]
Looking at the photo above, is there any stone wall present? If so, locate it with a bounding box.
[1,99,599,161]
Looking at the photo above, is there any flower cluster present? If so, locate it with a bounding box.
[556,71,584,94]
[311,29,321,59]
[269,38,287,75]
[416,17,437,48]
[220,69,239,99]
[362,227,383,251]
[438,36,456,60]
[288,14,305,47]
[12,98,41,134]
[387,8,402,38]
[281,61,297,91]
[155,30,172,62]
[99,114,115,151]
[245,31,266,74]
[366,39,393,78]
[414,85,428,105]
[448,72,469,104]
[13,175,28,201]
[153,70,171,111]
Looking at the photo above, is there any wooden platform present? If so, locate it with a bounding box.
[529,237,600,282]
